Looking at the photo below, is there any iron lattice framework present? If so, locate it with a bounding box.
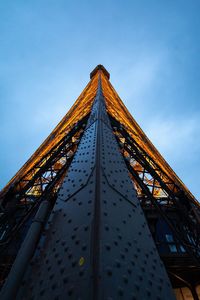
[0,65,200,300]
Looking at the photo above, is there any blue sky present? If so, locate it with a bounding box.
[0,1,200,200]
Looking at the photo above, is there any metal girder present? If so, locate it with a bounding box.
[0,116,88,289]
[1,76,176,299]
[110,117,200,256]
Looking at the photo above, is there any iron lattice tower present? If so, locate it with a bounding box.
[0,65,200,300]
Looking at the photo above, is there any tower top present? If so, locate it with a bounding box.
[90,64,110,80]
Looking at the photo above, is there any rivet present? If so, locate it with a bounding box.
[79,257,85,266]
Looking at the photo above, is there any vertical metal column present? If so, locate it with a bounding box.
[12,74,175,300]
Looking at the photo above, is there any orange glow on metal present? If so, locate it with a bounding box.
[100,70,198,205]
[1,72,99,196]
[1,66,198,207]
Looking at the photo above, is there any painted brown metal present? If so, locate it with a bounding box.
[100,70,199,206]
[0,72,99,200]
[0,66,199,299]
[4,75,175,300]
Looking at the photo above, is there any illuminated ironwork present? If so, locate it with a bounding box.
[0,116,89,287]
[0,65,200,299]
[111,116,200,256]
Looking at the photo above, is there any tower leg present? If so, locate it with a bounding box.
[6,77,176,300]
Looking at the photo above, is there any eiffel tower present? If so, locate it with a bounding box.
[0,65,200,300]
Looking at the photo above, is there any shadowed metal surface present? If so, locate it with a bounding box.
[11,76,175,300]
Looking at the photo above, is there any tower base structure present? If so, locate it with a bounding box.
[0,66,200,299]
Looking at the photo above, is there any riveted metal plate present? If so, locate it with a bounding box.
[57,122,97,202]
[101,122,138,205]
[17,167,97,300]
[96,92,175,299]
[16,77,175,300]
[98,172,174,299]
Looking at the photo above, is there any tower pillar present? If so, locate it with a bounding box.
[2,73,176,299]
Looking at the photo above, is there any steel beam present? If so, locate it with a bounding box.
[4,76,176,300]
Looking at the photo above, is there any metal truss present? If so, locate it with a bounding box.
[0,114,89,287]
[0,77,176,300]
[109,115,200,261]
[0,65,199,299]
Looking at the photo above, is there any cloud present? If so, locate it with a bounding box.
[128,55,164,97]
[143,116,200,200]
[145,117,200,157]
